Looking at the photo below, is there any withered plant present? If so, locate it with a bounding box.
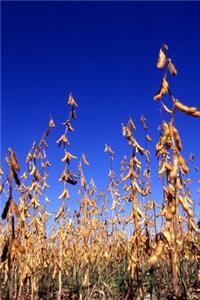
[0,46,199,300]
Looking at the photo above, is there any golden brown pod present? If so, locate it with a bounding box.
[175,177,183,190]
[55,205,64,220]
[82,153,89,166]
[179,196,193,217]
[10,200,21,217]
[174,100,198,114]
[147,239,165,266]
[187,208,193,217]
[162,229,173,244]
[165,210,174,221]
[9,149,20,172]
[190,110,200,117]
[153,78,169,101]
[162,103,173,114]
[168,59,177,76]
[163,121,170,136]
[168,204,176,215]
[12,238,25,254]
[157,49,167,68]
[171,125,182,151]
[158,161,166,176]
[0,183,3,194]
[178,155,189,174]
[169,155,179,179]
[147,254,158,266]
[165,162,173,171]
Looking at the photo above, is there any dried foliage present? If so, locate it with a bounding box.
[0,47,200,300]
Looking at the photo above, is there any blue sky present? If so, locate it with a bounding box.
[1,1,200,217]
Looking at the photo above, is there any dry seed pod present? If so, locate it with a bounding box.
[174,100,198,115]
[10,200,20,217]
[165,162,173,171]
[34,169,41,181]
[56,134,69,147]
[58,186,69,199]
[132,181,143,194]
[161,206,174,221]
[160,135,169,148]
[55,205,64,220]
[171,125,182,151]
[158,161,167,176]
[80,174,86,187]
[0,183,3,194]
[131,137,144,154]
[9,148,20,172]
[179,195,193,217]
[61,151,77,163]
[148,239,165,266]
[169,155,179,179]
[162,230,172,244]
[68,94,78,107]
[190,110,200,117]
[175,177,183,190]
[165,210,174,221]
[82,153,89,166]
[187,208,193,217]
[147,255,158,265]
[121,170,132,182]
[157,48,167,68]
[163,121,170,136]
[190,220,198,231]
[153,77,169,101]
[162,103,173,114]
[13,238,25,254]
[133,156,142,169]
[29,163,36,176]
[155,240,165,256]
[48,117,55,128]
[168,59,177,76]
[156,141,163,154]
[168,203,176,215]
[50,230,59,241]
[178,155,189,174]
[0,166,3,176]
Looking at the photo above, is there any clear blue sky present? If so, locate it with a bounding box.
[1,2,200,216]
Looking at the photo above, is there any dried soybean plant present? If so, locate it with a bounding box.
[0,115,55,299]
[52,93,78,300]
[121,115,153,298]
[0,45,200,300]
[149,44,200,298]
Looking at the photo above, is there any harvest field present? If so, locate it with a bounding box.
[0,44,200,300]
